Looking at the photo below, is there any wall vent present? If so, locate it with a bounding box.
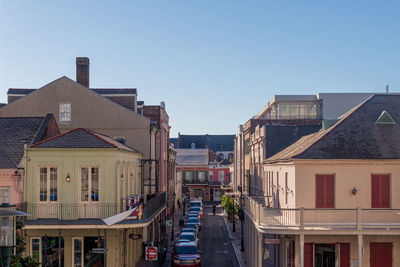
[376,110,395,124]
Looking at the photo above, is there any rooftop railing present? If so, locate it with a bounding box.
[244,196,400,230]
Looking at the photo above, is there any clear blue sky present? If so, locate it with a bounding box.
[1,1,400,137]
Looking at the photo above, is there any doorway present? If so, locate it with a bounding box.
[315,244,335,267]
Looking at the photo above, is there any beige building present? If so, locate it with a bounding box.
[22,128,166,266]
[244,95,400,267]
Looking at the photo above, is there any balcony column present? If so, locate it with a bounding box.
[257,231,263,267]
[358,234,363,267]
[300,234,304,267]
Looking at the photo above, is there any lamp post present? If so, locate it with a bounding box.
[0,203,30,267]
[171,192,176,241]
[240,191,245,252]
[232,195,236,232]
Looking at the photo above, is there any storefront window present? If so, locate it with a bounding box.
[31,237,41,262]
[42,236,64,267]
[84,237,104,266]
[73,238,83,267]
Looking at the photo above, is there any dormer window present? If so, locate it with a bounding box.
[376,110,395,124]
[59,102,71,124]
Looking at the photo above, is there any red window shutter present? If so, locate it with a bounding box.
[304,243,313,267]
[381,175,390,208]
[340,243,350,267]
[316,175,335,208]
[370,243,392,267]
[372,175,390,208]
[371,175,380,208]
[326,175,335,208]
[316,175,324,208]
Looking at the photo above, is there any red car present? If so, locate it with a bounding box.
[173,241,201,267]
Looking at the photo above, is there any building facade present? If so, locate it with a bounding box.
[23,128,166,266]
[243,95,400,267]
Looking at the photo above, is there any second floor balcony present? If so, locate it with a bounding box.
[21,192,166,224]
[245,196,400,231]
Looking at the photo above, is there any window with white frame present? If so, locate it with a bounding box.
[0,188,9,204]
[218,171,224,182]
[30,237,41,262]
[59,102,71,124]
[81,167,99,202]
[72,237,83,267]
[39,167,58,202]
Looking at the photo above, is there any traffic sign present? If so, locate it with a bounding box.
[264,239,280,244]
[145,246,158,261]
[92,248,106,254]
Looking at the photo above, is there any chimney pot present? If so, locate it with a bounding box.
[76,57,90,88]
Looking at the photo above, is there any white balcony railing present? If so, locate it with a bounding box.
[244,197,400,230]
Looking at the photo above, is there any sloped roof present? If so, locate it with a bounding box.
[174,134,234,152]
[265,124,322,158]
[267,95,400,161]
[0,114,55,168]
[32,128,141,153]
[175,148,209,166]
[8,88,137,95]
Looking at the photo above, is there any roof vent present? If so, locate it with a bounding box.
[376,110,395,124]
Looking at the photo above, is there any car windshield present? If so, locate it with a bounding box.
[184,224,197,229]
[180,235,195,241]
[190,202,201,208]
[182,229,194,233]
[176,246,198,255]
[190,207,200,211]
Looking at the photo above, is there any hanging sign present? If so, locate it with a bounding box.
[128,232,143,240]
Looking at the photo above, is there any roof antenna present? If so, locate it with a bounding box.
[386,84,389,94]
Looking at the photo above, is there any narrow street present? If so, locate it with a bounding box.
[198,205,240,267]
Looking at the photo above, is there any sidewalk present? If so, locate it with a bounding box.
[222,208,247,267]
[162,205,184,267]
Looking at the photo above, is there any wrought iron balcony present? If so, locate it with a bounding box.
[20,192,166,222]
[182,178,209,185]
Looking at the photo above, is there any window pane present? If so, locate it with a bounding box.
[218,171,224,182]
[31,238,40,259]
[40,168,47,201]
[0,188,9,204]
[81,168,88,201]
[50,168,57,201]
[91,168,99,202]
[74,239,82,267]
[59,103,71,123]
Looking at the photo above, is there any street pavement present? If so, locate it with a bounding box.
[198,205,240,267]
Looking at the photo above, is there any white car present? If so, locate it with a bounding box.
[178,232,199,247]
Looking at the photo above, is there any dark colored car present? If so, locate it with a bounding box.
[173,241,201,267]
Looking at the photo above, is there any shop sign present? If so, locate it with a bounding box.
[128,232,143,240]
[166,220,172,226]
[145,246,158,261]
[264,238,280,244]
[92,248,106,254]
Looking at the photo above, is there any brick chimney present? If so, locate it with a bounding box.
[76,57,89,87]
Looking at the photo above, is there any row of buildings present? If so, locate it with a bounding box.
[0,58,177,266]
[171,134,234,202]
[231,93,399,267]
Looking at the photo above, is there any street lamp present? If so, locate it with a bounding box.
[0,203,30,267]
[171,192,176,241]
[232,195,236,232]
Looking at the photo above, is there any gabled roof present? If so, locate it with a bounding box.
[31,128,141,154]
[267,95,400,161]
[175,148,209,166]
[174,134,234,152]
[0,114,56,168]
[8,88,137,95]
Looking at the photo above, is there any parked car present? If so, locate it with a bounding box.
[184,223,198,236]
[177,232,198,247]
[187,212,201,221]
[190,206,203,218]
[173,241,201,267]
[187,217,201,231]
